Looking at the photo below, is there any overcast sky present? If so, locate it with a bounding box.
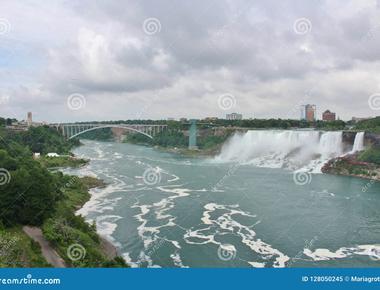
[0,0,380,122]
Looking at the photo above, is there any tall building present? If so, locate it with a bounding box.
[27,112,32,127]
[226,113,242,120]
[300,104,316,121]
[322,110,336,121]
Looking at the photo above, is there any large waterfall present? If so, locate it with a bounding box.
[216,130,346,172]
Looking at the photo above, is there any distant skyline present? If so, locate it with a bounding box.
[1,0,380,122]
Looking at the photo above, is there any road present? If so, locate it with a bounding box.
[23,226,66,268]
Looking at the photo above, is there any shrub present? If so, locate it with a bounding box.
[358,147,380,165]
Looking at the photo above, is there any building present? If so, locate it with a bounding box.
[27,112,32,127]
[226,113,242,120]
[351,117,371,123]
[322,110,336,121]
[5,122,28,131]
[204,117,218,122]
[300,104,316,121]
[46,153,60,157]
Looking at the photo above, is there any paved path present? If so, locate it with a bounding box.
[23,226,66,268]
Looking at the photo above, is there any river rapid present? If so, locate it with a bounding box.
[64,132,380,268]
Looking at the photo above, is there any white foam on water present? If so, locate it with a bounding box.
[248,261,266,268]
[122,252,140,268]
[95,215,122,244]
[170,251,189,268]
[185,203,290,267]
[76,185,123,216]
[130,184,202,266]
[304,244,380,261]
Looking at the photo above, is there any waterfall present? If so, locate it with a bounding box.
[215,130,345,172]
[352,132,365,152]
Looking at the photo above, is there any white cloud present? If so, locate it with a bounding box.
[0,0,379,122]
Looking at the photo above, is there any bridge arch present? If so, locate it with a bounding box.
[67,125,154,140]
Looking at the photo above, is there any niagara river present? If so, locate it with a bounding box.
[63,130,380,268]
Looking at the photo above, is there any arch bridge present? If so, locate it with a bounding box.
[50,123,168,140]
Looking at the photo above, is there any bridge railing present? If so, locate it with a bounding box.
[50,123,168,139]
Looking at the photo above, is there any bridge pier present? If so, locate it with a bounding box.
[188,119,198,150]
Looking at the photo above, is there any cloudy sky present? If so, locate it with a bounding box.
[0,0,380,122]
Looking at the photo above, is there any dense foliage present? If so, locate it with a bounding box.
[358,147,380,165]
[0,149,62,226]
[73,118,348,130]
[197,133,232,150]
[126,130,187,147]
[79,128,113,141]
[0,119,127,267]
[354,117,380,133]
[0,124,81,226]
[151,131,187,147]
[37,156,88,168]
[0,126,79,154]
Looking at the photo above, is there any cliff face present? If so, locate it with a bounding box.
[342,131,380,147]
[365,132,380,147]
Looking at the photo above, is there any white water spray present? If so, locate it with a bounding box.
[216,130,345,172]
[351,132,365,152]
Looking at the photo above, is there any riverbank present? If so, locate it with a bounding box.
[37,156,89,168]
[153,144,222,157]
[322,153,380,181]
[41,175,127,267]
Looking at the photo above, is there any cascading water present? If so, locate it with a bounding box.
[351,132,365,152]
[215,130,345,172]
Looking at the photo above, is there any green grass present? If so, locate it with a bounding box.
[37,156,88,168]
[0,227,50,267]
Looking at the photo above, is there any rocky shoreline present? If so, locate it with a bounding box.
[322,153,380,181]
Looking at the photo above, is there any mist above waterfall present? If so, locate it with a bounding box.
[215,130,347,172]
